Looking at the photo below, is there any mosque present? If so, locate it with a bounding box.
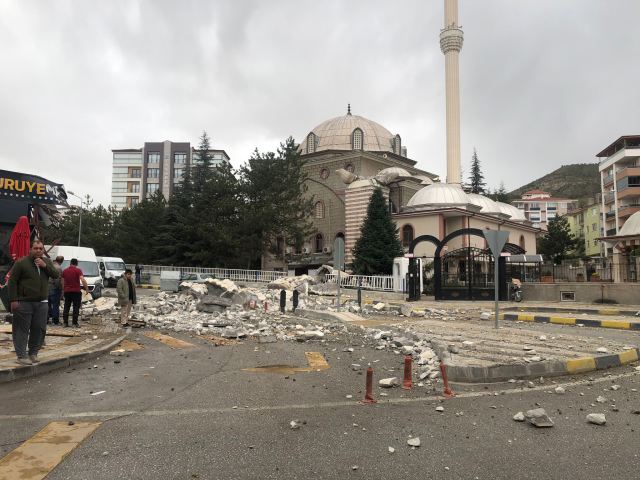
[265,0,541,291]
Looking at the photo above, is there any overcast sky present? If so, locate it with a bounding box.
[1,0,639,207]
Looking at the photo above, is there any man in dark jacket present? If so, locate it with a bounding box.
[117,269,137,327]
[8,240,60,365]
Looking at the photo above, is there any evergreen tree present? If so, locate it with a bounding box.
[239,136,315,269]
[468,148,486,194]
[491,180,510,203]
[351,188,404,275]
[116,191,167,264]
[537,215,578,263]
[192,131,216,192]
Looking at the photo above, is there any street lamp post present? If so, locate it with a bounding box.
[68,191,83,247]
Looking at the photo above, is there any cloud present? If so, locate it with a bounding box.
[0,0,638,207]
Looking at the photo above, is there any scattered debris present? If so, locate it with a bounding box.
[524,408,554,427]
[289,420,304,429]
[407,437,421,447]
[513,412,525,422]
[379,377,399,388]
[586,413,606,425]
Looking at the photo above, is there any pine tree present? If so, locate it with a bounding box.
[537,215,579,263]
[468,148,486,194]
[492,180,510,203]
[351,188,404,275]
[192,131,216,192]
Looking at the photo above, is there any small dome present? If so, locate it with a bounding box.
[467,193,501,213]
[496,202,526,220]
[413,175,434,185]
[300,113,398,153]
[407,183,471,207]
[618,211,640,236]
[378,167,411,177]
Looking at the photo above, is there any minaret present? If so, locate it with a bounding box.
[440,0,464,188]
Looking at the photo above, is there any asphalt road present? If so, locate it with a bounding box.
[1,319,640,480]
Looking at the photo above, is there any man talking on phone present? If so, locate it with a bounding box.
[7,240,60,365]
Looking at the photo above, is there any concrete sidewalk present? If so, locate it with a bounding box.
[0,315,127,384]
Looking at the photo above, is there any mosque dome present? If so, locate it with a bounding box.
[467,193,501,213]
[378,167,411,177]
[496,202,526,220]
[407,183,471,207]
[617,211,640,236]
[300,107,402,154]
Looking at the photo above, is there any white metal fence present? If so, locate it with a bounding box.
[323,273,405,293]
[126,265,285,284]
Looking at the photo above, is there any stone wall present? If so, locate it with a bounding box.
[521,282,640,305]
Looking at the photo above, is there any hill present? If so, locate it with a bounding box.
[508,163,601,201]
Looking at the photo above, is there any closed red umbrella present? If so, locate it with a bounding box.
[9,216,31,262]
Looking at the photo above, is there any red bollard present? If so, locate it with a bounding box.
[247,300,251,311]
[253,300,257,310]
[332,298,335,305]
[440,362,455,398]
[362,367,377,403]
[264,301,268,312]
[401,356,413,390]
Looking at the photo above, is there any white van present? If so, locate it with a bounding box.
[96,256,127,287]
[46,245,103,299]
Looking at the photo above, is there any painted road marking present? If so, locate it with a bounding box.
[115,339,148,351]
[242,352,329,374]
[142,332,195,348]
[0,422,101,480]
[3,369,640,422]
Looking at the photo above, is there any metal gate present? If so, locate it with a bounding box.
[440,247,495,300]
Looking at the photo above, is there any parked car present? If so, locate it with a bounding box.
[46,245,102,299]
[180,273,217,284]
[96,256,127,287]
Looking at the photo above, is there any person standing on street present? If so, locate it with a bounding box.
[61,258,89,328]
[135,263,142,286]
[7,240,60,365]
[117,269,136,327]
[47,256,64,325]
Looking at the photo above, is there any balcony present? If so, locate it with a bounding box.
[616,166,640,181]
[617,186,640,199]
[529,207,540,211]
[604,192,616,203]
[605,211,616,219]
[606,228,617,236]
[603,174,614,186]
[618,204,640,218]
[599,146,640,166]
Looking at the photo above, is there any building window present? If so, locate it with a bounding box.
[345,163,355,174]
[335,232,345,241]
[533,223,540,228]
[530,203,539,210]
[314,234,323,253]
[173,168,183,178]
[130,198,139,207]
[320,168,329,179]
[547,213,556,221]
[131,169,140,178]
[352,129,363,150]
[594,239,599,246]
[307,133,316,154]
[146,183,159,193]
[586,226,589,233]
[592,208,597,216]
[587,240,590,248]
[131,184,140,193]
[111,181,127,193]
[148,153,160,163]
[547,203,556,211]
[175,153,187,164]
[530,214,541,222]
[402,225,414,248]
[315,201,324,219]
[519,235,525,250]
[592,223,597,230]
[393,135,401,155]
[147,168,159,178]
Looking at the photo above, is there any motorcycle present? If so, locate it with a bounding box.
[509,278,523,303]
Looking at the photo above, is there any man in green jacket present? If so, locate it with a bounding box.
[8,240,60,365]
[116,269,136,327]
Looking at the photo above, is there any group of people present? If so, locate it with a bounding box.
[5,240,138,366]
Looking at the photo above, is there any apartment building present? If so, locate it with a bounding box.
[597,135,640,251]
[565,199,604,258]
[111,140,229,210]
[511,191,576,230]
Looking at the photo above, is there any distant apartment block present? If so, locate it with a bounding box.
[565,198,604,258]
[511,191,576,230]
[111,140,229,210]
[597,135,640,254]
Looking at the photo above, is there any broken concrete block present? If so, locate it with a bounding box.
[400,304,414,317]
[513,412,525,422]
[372,303,386,311]
[379,377,398,388]
[110,349,125,356]
[586,413,606,425]
[524,408,554,427]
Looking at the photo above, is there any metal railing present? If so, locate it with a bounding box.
[323,273,405,292]
[603,174,614,185]
[606,228,617,236]
[604,192,616,202]
[125,265,285,283]
[605,211,616,219]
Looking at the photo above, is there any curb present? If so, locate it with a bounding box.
[140,285,160,290]
[0,332,129,384]
[499,313,640,331]
[504,306,640,316]
[439,346,640,383]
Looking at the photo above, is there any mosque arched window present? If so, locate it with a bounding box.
[307,133,316,154]
[402,224,414,248]
[519,235,526,251]
[393,135,401,155]
[315,233,324,253]
[352,129,363,150]
[315,201,325,219]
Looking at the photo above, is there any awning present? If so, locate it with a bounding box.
[505,254,544,263]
